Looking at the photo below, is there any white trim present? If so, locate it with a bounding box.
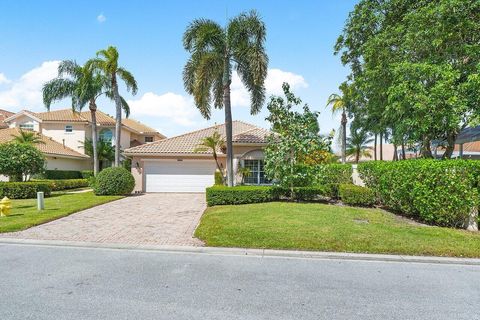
[4,111,42,123]
[125,152,225,158]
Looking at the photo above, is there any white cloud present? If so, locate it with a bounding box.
[0,73,10,85]
[127,92,199,126]
[97,14,106,23]
[230,68,308,107]
[0,61,60,110]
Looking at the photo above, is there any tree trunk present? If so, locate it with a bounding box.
[379,132,383,161]
[213,152,226,185]
[401,142,406,160]
[90,101,99,176]
[393,144,398,161]
[355,149,360,164]
[442,132,457,159]
[112,76,122,167]
[374,133,377,161]
[223,83,234,187]
[421,137,433,158]
[341,111,347,164]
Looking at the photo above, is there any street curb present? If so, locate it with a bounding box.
[1,237,479,266]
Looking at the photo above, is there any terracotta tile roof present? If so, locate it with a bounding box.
[0,128,89,159]
[80,110,116,126]
[124,121,269,155]
[34,109,87,122]
[122,118,166,138]
[0,109,14,129]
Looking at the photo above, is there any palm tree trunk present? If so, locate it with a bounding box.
[89,102,99,176]
[213,153,226,185]
[112,76,122,167]
[355,149,360,164]
[374,133,377,161]
[379,132,383,161]
[223,83,234,187]
[341,111,347,164]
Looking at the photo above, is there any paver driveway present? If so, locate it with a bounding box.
[2,193,205,246]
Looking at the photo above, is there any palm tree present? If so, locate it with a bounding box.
[194,131,226,184]
[81,138,115,170]
[11,129,45,145]
[88,46,138,167]
[346,129,374,163]
[43,60,108,176]
[326,90,347,164]
[183,10,268,186]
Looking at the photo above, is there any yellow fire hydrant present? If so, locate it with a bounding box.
[0,197,12,217]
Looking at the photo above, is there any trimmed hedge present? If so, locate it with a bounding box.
[206,186,278,206]
[81,170,94,179]
[0,182,52,199]
[43,170,82,180]
[93,167,135,196]
[314,163,353,185]
[37,179,89,191]
[358,160,480,228]
[339,184,376,207]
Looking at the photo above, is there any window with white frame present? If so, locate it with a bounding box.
[65,125,73,133]
[243,159,270,185]
[19,123,34,131]
[145,136,154,143]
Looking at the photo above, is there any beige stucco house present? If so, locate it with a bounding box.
[2,108,165,171]
[124,121,270,193]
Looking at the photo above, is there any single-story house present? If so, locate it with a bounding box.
[124,121,270,193]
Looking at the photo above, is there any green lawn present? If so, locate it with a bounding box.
[195,202,480,258]
[0,192,123,233]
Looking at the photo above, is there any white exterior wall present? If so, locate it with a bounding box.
[41,123,87,155]
[45,156,91,171]
[9,115,40,131]
[120,128,131,150]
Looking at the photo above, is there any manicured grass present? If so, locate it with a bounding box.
[0,192,123,233]
[195,202,480,258]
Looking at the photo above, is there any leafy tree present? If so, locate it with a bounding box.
[194,131,226,184]
[81,138,115,171]
[183,10,268,186]
[89,46,138,166]
[264,83,331,192]
[346,129,373,163]
[335,0,480,158]
[0,143,45,181]
[11,129,45,145]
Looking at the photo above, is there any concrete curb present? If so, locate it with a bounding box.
[1,237,479,266]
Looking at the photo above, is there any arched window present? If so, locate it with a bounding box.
[99,129,113,142]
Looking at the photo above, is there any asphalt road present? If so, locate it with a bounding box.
[0,244,479,320]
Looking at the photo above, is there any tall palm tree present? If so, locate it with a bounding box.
[346,129,374,163]
[194,131,226,184]
[88,46,138,167]
[183,10,268,187]
[11,129,45,145]
[43,60,107,176]
[326,92,347,164]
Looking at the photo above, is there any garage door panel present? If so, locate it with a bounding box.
[145,160,216,193]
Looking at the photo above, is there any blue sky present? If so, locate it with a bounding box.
[0,0,357,139]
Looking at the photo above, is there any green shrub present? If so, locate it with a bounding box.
[272,186,334,201]
[0,143,45,180]
[0,182,52,199]
[93,167,135,196]
[43,170,82,180]
[206,186,278,206]
[214,170,224,186]
[35,179,89,191]
[314,163,353,185]
[358,160,480,227]
[339,184,376,207]
[81,170,94,179]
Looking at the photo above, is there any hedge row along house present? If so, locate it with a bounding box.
[0,108,165,177]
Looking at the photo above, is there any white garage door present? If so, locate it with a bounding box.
[145,159,217,193]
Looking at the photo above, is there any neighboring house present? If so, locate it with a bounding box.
[0,127,90,171]
[124,121,270,193]
[0,109,14,129]
[2,108,165,171]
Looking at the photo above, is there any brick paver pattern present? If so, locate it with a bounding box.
[3,193,205,246]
